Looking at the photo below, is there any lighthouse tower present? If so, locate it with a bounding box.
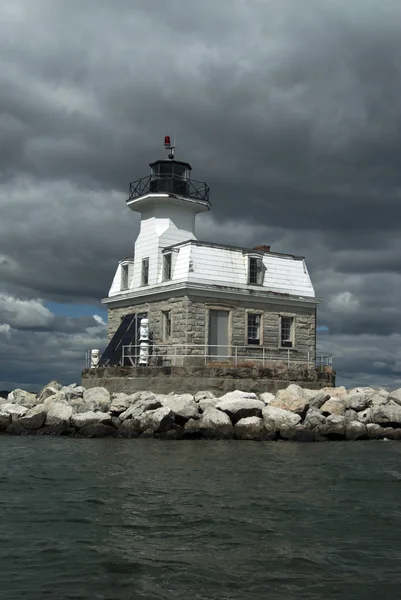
[125,136,210,289]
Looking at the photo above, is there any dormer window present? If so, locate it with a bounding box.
[163,253,172,281]
[141,258,149,286]
[248,256,264,285]
[120,264,129,290]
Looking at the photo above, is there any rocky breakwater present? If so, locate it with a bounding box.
[1,381,401,440]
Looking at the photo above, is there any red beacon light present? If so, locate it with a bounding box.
[164,135,171,148]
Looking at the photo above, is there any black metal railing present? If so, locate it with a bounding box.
[127,174,210,204]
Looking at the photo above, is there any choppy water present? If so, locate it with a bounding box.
[1,438,401,599]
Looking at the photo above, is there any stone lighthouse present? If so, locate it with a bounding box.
[100,136,322,375]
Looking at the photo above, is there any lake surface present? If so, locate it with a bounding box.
[0,438,400,600]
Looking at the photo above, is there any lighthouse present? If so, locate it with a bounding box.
[101,137,321,372]
[125,136,210,290]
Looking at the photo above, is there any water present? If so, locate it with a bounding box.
[0,438,401,600]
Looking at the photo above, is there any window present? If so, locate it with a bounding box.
[163,253,172,281]
[248,257,264,285]
[162,310,171,342]
[141,258,149,286]
[247,313,261,345]
[280,316,294,348]
[120,264,129,290]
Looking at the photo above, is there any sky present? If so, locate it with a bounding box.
[1,0,401,391]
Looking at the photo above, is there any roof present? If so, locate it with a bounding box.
[162,239,305,260]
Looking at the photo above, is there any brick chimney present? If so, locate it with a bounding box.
[253,245,271,253]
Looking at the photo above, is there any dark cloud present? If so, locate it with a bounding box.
[0,0,400,388]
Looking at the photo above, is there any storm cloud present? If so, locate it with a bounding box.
[0,0,401,389]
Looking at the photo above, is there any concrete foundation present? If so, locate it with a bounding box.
[82,365,335,395]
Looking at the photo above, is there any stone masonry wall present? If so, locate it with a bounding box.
[107,294,316,361]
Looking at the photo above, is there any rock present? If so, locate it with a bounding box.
[138,407,175,433]
[119,397,161,421]
[185,408,234,439]
[19,410,47,430]
[343,392,370,412]
[37,381,62,403]
[262,405,301,435]
[38,422,73,435]
[217,390,258,402]
[370,392,390,407]
[194,391,215,402]
[356,408,372,424]
[259,392,275,404]
[45,402,73,427]
[7,389,38,408]
[0,413,11,430]
[345,421,367,440]
[323,386,347,399]
[78,424,116,437]
[279,424,319,442]
[0,403,28,417]
[235,417,265,440]
[320,398,345,416]
[216,398,265,423]
[303,407,327,431]
[270,388,309,415]
[345,409,359,423]
[366,423,385,440]
[43,391,70,407]
[308,391,331,409]
[388,388,401,406]
[322,414,345,438]
[63,386,85,401]
[160,395,200,424]
[140,429,155,438]
[109,397,131,415]
[370,402,401,426]
[6,420,28,435]
[82,387,111,411]
[158,427,183,440]
[381,428,401,441]
[198,398,219,412]
[117,420,140,438]
[71,411,112,429]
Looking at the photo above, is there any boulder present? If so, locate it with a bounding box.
[160,394,200,423]
[262,405,301,435]
[235,417,265,440]
[71,411,112,429]
[78,424,116,438]
[356,408,372,424]
[138,407,175,433]
[198,398,219,412]
[43,391,70,407]
[343,392,370,412]
[117,420,140,438]
[62,386,85,401]
[279,424,319,442]
[308,391,331,409]
[303,407,327,431]
[119,397,161,421]
[388,388,401,406]
[270,388,309,415]
[45,402,73,427]
[184,408,234,439]
[19,410,47,430]
[217,390,258,402]
[321,386,347,399]
[109,397,132,415]
[82,387,111,411]
[344,409,359,423]
[259,392,275,404]
[0,403,28,417]
[366,423,385,440]
[194,391,215,402]
[37,381,62,403]
[345,421,367,440]
[0,412,11,430]
[381,428,401,441]
[322,414,345,438]
[7,389,38,408]
[370,392,390,407]
[370,402,401,427]
[320,398,345,416]
[216,398,265,423]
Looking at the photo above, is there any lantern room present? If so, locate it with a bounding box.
[149,159,192,196]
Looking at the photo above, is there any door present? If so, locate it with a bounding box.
[208,310,229,359]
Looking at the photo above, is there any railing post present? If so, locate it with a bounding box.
[138,318,150,366]
[287,348,290,370]
[234,346,238,367]
[90,349,100,368]
[263,347,265,367]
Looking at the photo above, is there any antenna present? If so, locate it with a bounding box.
[164,134,176,160]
